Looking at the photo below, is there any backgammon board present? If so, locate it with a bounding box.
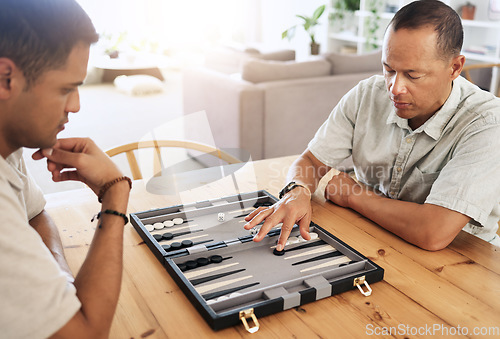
[130,190,384,332]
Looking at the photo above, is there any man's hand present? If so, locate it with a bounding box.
[324,172,365,208]
[325,172,470,251]
[243,186,312,251]
[32,137,123,194]
[242,150,329,250]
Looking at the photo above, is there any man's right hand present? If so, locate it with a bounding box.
[243,186,312,251]
[32,137,123,195]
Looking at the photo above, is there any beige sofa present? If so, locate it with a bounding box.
[183,48,382,162]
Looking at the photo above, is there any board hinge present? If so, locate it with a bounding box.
[354,275,372,296]
[239,308,259,333]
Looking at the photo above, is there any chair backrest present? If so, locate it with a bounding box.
[106,140,241,180]
[461,63,500,96]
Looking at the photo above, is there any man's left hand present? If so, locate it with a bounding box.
[324,172,363,208]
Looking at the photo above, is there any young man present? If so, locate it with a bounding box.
[245,0,500,251]
[1,0,131,337]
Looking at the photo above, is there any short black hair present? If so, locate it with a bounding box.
[0,0,99,86]
[389,0,463,60]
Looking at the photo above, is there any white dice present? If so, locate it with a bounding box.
[218,213,225,222]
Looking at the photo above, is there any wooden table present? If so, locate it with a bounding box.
[45,156,500,338]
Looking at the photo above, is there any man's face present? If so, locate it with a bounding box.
[382,26,456,129]
[7,42,89,150]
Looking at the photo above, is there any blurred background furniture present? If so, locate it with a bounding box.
[462,63,500,96]
[183,47,382,162]
[202,45,296,74]
[93,53,169,82]
[106,140,241,180]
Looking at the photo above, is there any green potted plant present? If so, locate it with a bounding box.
[365,0,383,51]
[282,4,326,55]
[330,0,360,32]
[101,31,129,58]
[331,0,360,18]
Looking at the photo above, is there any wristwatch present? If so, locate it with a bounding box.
[279,181,305,199]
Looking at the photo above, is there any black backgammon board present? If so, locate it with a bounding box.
[130,190,384,332]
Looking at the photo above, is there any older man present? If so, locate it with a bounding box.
[245,0,500,251]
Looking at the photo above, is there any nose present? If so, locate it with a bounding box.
[389,73,407,96]
[66,89,80,114]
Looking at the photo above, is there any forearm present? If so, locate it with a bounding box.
[286,150,330,195]
[71,182,129,336]
[348,189,468,250]
[30,211,74,281]
[33,138,133,338]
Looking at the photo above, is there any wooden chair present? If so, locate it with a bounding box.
[461,63,500,96]
[106,140,242,180]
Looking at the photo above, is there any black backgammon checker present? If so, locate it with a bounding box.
[130,190,384,332]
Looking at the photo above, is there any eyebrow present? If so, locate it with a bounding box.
[383,62,419,73]
[67,81,84,87]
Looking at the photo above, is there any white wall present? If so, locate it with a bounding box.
[244,0,329,60]
[77,0,329,59]
[77,0,248,53]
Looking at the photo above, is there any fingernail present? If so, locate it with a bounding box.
[43,148,53,156]
[277,244,284,251]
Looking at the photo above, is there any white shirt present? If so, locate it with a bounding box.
[309,75,500,245]
[0,149,81,338]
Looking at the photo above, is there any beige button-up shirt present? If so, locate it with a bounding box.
[309,75,500,244]
[0,150,81,338]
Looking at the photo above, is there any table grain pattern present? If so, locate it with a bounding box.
[45,155,500,338]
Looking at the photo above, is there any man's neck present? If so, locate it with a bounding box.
[0,111,15,158]
[408,82,453,130]
[0,140,16,159]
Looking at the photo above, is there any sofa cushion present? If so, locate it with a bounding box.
[253,49,296,61]
[324,50,382,75]
[113,75,164,96]
[241,59,331,83]
[204,46,295,74]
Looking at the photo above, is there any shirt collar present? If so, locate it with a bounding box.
[0,149,25,191]
[386,109,408,130]
[386,78,460,140]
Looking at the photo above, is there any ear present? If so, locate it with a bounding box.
[450,54,465,80]
[0,58,14,99]
[0,58,24,100]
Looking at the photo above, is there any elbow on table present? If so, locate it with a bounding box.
[50,326,110,339]
[417,237,451,251]
[49,312,112,339]
[412,224,457,252]
[409,204,469,251]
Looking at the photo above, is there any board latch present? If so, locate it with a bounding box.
[239,308,259,333]
[354,275,372,296]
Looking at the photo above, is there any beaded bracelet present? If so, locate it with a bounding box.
[91,209,129,225]
[98,176,132,203]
